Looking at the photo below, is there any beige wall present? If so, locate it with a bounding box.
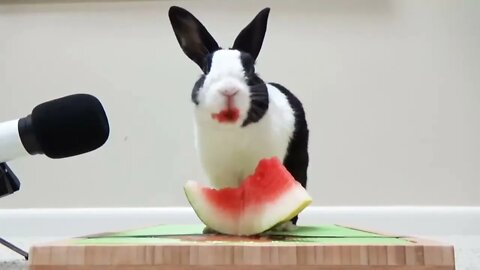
[1,0,479,208]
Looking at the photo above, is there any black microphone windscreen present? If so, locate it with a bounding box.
[31,94,110,159]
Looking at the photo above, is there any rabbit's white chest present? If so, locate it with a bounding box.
[196,131,271,188]
[194,85,295,188]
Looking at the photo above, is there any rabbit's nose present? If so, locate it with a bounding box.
[221,89,239,97]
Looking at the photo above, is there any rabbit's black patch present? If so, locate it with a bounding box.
[191,53,213,105]
[202,53,214,74]
[269,82,309,225]
[240,52,269,127]
[242,83,269,127]
[191,75,205,105]
[239,52,256,75]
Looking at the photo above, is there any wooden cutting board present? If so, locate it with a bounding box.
[28,224,455,270]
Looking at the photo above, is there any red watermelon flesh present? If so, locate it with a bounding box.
[184,157,312,236]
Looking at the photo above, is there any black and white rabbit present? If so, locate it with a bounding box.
[168,6,309,231]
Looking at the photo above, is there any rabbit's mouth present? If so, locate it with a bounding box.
[211,108,240,123]
[211,93,240,123]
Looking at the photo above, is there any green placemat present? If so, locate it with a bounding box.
[72,237,184,245]
[263,225,381,238]
[72,236,409,245]
[73,224,411,245]
[101,224,383,238]
[105,224,204,237]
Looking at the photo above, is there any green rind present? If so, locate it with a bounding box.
[281,196,312,224]
[183,182,209,227]
[183,180,214,231]
[269,197,312,231]
[184,181,238,234]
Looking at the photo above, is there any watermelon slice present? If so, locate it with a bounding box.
[184,157,312,236]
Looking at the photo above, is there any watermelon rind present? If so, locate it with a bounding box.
[184,180,312,236]
[183,180,240,234]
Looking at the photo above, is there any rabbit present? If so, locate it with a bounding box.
[168,6,309,233]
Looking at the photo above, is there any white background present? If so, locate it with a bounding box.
[0,0,479,208]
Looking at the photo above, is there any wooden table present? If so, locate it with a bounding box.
[28,224,455,270]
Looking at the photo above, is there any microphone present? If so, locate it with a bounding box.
[0,94,110,162]
[0,93,110,198]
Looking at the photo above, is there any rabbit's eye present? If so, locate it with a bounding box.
[240,53,255,74]
[245,62,255,74]
[202,62,211,73]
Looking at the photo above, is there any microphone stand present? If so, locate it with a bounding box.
[0,162,29,260]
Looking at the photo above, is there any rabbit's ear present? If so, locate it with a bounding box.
[232,8,270,60]
[168,6,219,70]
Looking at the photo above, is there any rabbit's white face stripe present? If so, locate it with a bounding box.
[194,83,295,188]
[195,49,251,126]
[208,50,244,78]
